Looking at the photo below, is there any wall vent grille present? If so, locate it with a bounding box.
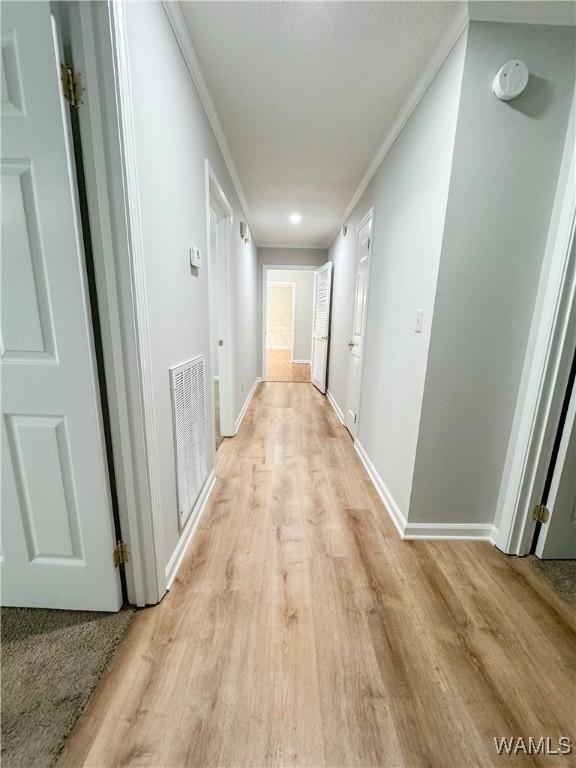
[170,355,208,527]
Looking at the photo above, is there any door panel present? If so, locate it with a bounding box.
[535,374,576,558]
[1,2,121,610]
[345,211,373,437]
[311,263,332,393]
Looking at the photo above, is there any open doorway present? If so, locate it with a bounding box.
[263,268,315,382]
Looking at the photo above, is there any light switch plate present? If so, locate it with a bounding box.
[190,246,201,269]
[415,309,424,333]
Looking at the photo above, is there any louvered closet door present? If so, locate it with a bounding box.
[311,263,333,393]
[1,3,121,610]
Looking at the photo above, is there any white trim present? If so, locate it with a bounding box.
[161,2,255,243]
[329,12,469,246]
[293,358,311,365]
[354,440,497,542]
[165,471,216,589]
[403,522,497,541]
[235,377,261,434]
[68,4,148,605]
[354,440,407,538]
[326,389,345,424]
[495,90,576,556]
[101,0,166,604]
[206,160,235,438]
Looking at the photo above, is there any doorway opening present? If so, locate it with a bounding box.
[264,269,314,382]
[206,162,234,449]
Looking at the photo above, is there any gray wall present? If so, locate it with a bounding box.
[327,31,468,516]
[267,270,315,361]
[257,247,327,375]
[409,21,576,526]
[126,2,258,569]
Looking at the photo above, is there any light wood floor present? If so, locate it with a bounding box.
[59,384,576,768]
[266,348,310,382]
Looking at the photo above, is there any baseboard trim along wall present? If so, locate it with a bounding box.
[235,377,261,433]
[326,390,345,424]
[403,522,497,540]
[165,470,216,589]
[354,439,497,542]
[293,358,312,365]
[354,440,407,537]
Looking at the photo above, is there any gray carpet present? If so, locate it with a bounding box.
[1,606,134,768]
[529,557,576,606]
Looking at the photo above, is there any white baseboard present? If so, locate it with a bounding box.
[354,440,407,537]
[354,439,497,542]
[326,389,345,424]
[165,470,216,589]
[403,522,497,541]
[293,358,311,365]
[235,376,260,433]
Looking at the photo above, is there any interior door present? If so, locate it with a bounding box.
[310,262,333,393]
[345,211,373,437]
[1,2,122,610]
[535,367,576,558]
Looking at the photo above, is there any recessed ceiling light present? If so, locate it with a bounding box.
[289,213,301,225]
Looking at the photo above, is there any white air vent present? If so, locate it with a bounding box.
[170,355,208,527]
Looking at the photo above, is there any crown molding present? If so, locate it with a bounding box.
[161,1,257,244]
[329,6,470,248]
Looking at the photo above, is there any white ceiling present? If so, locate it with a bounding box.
[180,2,466,247]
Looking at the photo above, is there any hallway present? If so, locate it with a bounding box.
[59,384,576,768]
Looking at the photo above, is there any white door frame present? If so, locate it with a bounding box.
[495,92,576,555]
[266,281,296,360]
[261,265,316,379]
[345,207,374,437]
[205,160,235,437]
[64,0,167,606]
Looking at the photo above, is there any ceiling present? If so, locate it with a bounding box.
[180,2,466,247]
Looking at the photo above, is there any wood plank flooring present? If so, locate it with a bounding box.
[59,383,576,767]
[266,349,310,382]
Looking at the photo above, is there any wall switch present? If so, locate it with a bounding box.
[189,246,201,269]
[415,309,424,333]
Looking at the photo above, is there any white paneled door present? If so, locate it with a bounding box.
[345,210,373,438]
[311,263,333,393]
[1,3,122,610]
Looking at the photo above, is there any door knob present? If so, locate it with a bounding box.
[218,339,224,346]
[347,341,354,347]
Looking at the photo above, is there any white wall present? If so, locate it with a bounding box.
[327,31,468,517]
[257,247,327,375]
[125,2,258,570]
[409,21,576,527]
[267,269,315,361]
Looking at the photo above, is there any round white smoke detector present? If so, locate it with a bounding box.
[493,60,529,101]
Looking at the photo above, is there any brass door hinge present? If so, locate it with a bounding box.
[113,541,129,568]
[533,504,549,524]
[60,63,84,108]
